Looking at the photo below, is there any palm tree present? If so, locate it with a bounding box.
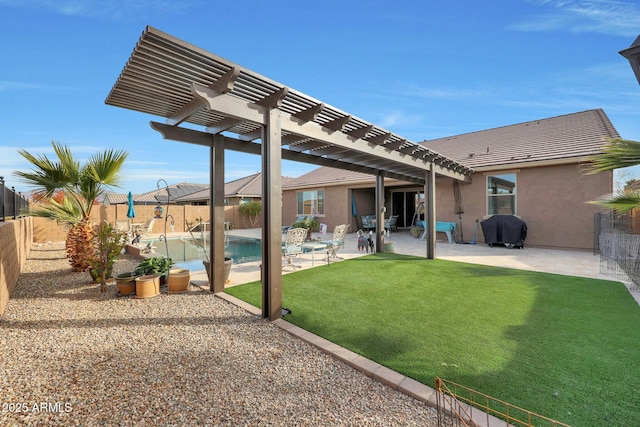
[586,138,640,213]
[14,141,128,271]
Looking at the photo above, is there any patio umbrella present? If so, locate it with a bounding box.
[127,191,136,221]
[351,192,359,228]
[453,181,465,242]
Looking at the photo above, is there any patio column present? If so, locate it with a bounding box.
[261,108,283,320]
[425,166,436,259]
[210,134,226,293]
[375,171,385,252]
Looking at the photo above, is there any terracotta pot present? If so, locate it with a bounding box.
[116,272,139,296]
[135,274,160,298]
[167,268,191,293]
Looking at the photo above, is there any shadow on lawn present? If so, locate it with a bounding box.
[276,254,640,426]
[425,264,640,426]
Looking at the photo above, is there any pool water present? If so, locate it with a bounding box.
[144,236,262,271]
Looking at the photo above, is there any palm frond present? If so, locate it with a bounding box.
[588,189,640,214]
[29,195,83,227]
[15,145,73,196]
[585,138,640,174]
[86,148,128,189]
[52,141,81,183]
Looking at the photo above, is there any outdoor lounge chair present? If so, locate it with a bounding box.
[282,227,308,269]
[321,224,349,261]
[139,218,156,237]
[115,219,130,234]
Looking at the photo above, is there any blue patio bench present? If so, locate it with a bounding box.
[420,221,457,243]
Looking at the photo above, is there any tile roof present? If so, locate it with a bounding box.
[104,183,209,204]
[225,173,262,197]
[420,109,620,169]
[283,167,372,188]
[103,193,130,205]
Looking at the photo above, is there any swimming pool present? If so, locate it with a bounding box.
[144,236,262,271]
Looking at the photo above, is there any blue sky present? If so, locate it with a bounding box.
[1,0,639,195]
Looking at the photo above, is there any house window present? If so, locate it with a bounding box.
[487,174,516,215]
[297,190,324,215]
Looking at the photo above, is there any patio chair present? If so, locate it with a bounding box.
[139,218,156,237]
[282,227,308,269]
[361,215,375,231]
[384,215,399,233]
[321,224,349,261]
[115,219,130,234]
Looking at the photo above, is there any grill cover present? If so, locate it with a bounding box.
[480,215,527,248]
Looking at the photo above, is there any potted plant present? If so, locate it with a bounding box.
[115,272,140,296]
[292,217,319,241]
[410,226,422,238]
[134,256,173,284]
[186,218,233,285]
[87,221,129,292]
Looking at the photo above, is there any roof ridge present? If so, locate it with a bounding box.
[225,172,260,185]
[426,109,604,142]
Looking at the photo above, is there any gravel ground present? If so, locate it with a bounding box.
[1,242,446,426]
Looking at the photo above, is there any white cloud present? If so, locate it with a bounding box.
[0,0,197,20]
[511,0,640,37]
[0,81,78,92]
[396,84,488,100]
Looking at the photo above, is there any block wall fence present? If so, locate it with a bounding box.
[0,217,33,318]
[33,204,262,243]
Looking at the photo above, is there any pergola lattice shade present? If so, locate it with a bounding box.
[106,26,473,184]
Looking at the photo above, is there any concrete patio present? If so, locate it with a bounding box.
[191,228,625,289]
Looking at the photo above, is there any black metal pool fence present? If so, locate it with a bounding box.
[595,212,640,289]
[0,177,30,221]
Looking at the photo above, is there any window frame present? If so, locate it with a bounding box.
[486,173,517,216]
[296,189,325,216]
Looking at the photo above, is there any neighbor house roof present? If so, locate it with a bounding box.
[420,109,620,170]
[103,193,130,205]
[104,183,209,205]
[142,183,209,204]
[225,173,263,198]
[174,174,273,203]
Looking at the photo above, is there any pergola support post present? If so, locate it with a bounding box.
[425,166,436,259]
[261,109,283,320]
[210,134,226,292]
[375,171,385,252]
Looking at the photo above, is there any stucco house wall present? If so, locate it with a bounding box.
[283,185,353,232]
[434,163,612,249]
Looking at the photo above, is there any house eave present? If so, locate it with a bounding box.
[470,156,596,173]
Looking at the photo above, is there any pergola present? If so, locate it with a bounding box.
[106,26,474,320]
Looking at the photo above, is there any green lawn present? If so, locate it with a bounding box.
[226,253,640,427]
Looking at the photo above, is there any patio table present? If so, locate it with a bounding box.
[302,242,327,266]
